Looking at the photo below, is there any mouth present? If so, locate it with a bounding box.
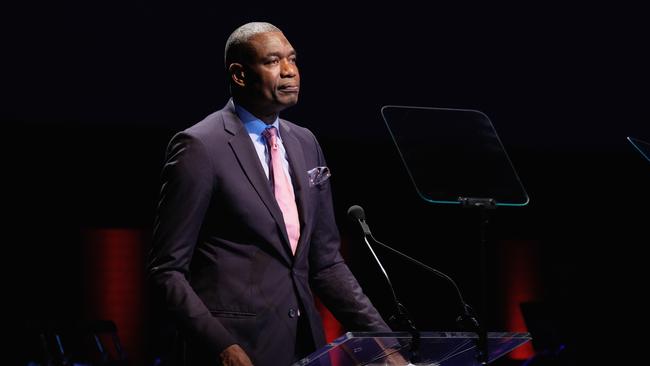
[278,85,299,93]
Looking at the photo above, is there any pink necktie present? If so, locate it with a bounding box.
[263,126,300,255]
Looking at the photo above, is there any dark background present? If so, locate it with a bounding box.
[4,2,649,364]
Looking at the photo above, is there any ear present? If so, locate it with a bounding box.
[228,63,246,87]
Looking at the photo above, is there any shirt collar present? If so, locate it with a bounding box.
[234,101,281,139]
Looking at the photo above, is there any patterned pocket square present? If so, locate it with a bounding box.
[307,166,331,187]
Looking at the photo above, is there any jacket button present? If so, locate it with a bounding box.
[288,308,297,318]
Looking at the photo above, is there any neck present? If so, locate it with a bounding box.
[233,96,279,124]
[254,111,278,125]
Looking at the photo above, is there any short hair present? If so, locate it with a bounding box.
[225,22,282,68]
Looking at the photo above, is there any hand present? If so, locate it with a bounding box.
[383,350,410,366]
[219,344,254,366]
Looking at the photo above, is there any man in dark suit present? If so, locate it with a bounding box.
[147,22,390,366]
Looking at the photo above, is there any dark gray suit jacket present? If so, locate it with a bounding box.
[147,101,389,365]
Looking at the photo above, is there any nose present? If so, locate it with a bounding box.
[280,59,297,78]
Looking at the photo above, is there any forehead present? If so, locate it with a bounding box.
[247,31,294,57]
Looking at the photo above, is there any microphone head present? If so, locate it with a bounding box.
[347,205,366,221]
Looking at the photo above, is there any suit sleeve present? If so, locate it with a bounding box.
[147,132,236,357]
[306,131,391,332]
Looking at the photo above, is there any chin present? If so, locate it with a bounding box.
[278,96,299,109]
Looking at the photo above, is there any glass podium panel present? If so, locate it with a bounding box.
[381,106,529,206]
[294,331,531,366]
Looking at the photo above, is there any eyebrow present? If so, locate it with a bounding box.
[264,50,297,58]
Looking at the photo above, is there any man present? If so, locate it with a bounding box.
[147,22,389,366]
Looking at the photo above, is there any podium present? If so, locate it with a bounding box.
[305,106,533,365]
[294,331,531,366]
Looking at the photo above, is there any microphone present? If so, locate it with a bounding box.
[347,205,420,362]
[347,205,372,235]
[347,205,488,365]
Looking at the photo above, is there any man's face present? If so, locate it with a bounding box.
[242,31,300,113]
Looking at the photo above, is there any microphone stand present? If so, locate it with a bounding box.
[364,232,488,365]
[350,204,491,364]
[361,235,421,363]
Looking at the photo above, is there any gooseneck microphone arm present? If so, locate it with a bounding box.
[347,205,421,362]
[361,235,400,312]
[347,205,488,365]
[368,229,479,330]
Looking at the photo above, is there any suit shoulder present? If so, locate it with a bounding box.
[166,108,232,156]
[183,109,227,141]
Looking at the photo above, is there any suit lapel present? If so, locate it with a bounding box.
[222,103,293,265]
[280,121,311,260]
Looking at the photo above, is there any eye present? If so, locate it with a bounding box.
[265,58,280,65]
